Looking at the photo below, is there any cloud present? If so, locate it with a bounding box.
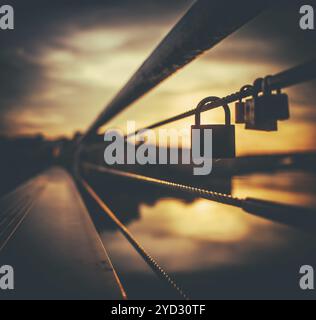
[0,0,192,135]
[0,0,315,154]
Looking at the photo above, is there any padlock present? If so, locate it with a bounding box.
[191,97,236,159]
[270,88,290,120]
[262,76,290,121]
[245,97,278,131]
[235,85,253,124]
[244,76,289,131]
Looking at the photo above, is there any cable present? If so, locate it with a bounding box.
[82,162,316,232]
[123,59,316,140]
[78,176,190,300]
[79,0,269,144]
[83,163,242,207]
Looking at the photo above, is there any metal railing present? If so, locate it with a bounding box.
[82,162,316,233]
[74,0,316,299]
[79,0,270,143]
[124,59,316,139]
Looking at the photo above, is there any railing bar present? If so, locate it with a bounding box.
[125,59,316,139]
[83,163,242,207]
[78,176,189,300]
[79,0,270,144]
[81,162,316,232]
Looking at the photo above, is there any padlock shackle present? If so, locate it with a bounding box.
[252,78,264,97]
[262,75,283,95]
[195,96,231,126]
[262,75,273,95]
[238,85,253,102]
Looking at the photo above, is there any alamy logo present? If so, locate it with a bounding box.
[104,121,213,176]
[0,5,14,30]
[299,5,314,30]
[0,265,14,290]
[299,265,314,290]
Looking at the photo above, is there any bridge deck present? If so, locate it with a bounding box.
[0,167,125,299]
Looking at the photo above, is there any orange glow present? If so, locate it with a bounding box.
[5,22,316,155]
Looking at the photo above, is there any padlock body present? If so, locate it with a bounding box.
[245,118,278,131]
[277,93,290,120]
[235,102,246,124]
[265,93,289,120]
[245,96,283,131]
[191,125,236,159]
[245,93,289,130]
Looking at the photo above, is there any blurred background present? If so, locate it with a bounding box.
[0,0,316,299]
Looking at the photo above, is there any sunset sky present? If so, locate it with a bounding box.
[1,0,315,155]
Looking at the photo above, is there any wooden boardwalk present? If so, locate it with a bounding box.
[0,167,125,299]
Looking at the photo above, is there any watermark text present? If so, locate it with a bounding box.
[0,265,14,290]
[0,5,14,30]
[299,4,314,30]
[299,265,314,290]
[103,121,213,176]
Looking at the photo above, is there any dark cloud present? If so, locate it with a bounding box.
[0,49,45,132]
[0,0,192,134]
[0,0,315,136]
[1,0,192,52]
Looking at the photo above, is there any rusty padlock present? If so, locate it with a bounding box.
[235,85,253,124]
[191,97,236,159]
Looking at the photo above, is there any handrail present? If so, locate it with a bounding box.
[71,1,316,299]
[79,0,270,144]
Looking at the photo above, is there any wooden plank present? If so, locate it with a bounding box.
[0,167,125,299]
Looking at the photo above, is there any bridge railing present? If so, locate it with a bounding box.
[74,0,316,298]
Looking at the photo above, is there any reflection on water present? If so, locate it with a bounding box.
[234,171,316,208]
[101,199,285,272]
[81,170,316,299]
